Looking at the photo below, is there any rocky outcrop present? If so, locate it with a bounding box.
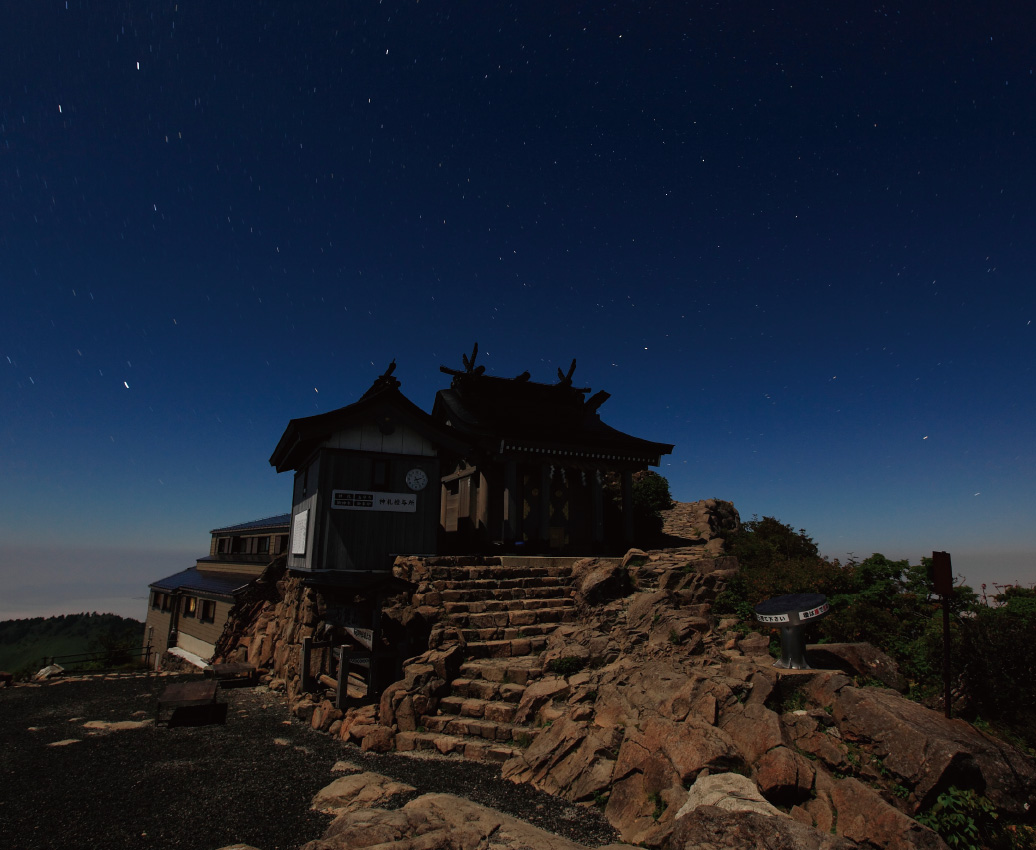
[214,500,1036,850]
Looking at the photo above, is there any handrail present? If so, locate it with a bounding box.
[40,643,153,671]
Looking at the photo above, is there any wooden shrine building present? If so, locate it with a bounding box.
[269,347,673,574]
[434,346,673,554]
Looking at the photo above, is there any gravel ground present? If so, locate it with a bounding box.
[0,674,617,850]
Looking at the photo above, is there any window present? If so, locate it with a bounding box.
[258,535,270,554]
[217,537,228,553]
[151,592,163,610]
[183,596,198,618]
[200,600,216,622]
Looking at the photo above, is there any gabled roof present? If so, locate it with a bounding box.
[269,379,469,473]
[433,372,673,465]
[149,567,256,597]
[210,513,291,535]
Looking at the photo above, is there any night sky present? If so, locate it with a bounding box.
[3,2,1034,619]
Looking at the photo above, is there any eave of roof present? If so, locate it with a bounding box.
[148,567,256,597]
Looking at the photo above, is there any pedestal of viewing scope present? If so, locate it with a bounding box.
[754,592,830,669]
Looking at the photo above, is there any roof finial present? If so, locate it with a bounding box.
[440,343,486,378]
[557,358,577,387]
[361,359,401,398]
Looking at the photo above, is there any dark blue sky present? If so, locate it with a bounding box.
[3,2,1034,618]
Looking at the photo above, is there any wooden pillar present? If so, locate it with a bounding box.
[591,469,604,545]
[539,464,552,546]
[504,461,517,543]
[621,470,635,546]
[301,635,312,693]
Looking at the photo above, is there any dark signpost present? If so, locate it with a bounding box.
[930,551,954,718]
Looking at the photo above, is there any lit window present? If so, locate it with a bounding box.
[184,596,198,617]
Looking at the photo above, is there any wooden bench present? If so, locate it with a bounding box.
[156,679,222,726]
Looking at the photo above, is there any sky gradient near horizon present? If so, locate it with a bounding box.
[3,3,1034,620]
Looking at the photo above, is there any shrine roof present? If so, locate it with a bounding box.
[433,373,673,465]
[269,376,468,473]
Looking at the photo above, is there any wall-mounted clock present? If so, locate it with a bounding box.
[405,468,429,491]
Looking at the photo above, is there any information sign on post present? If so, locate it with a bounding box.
[930,551,953,596]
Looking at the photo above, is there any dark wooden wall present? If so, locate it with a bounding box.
[318,449,441,571]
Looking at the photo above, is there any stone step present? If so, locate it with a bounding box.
[454,623,559,643]
[417,565,573,582]
[440,586,571,603]
[436,695,519,724]
[447,605,576,629]
[442,597,575,615]
[395,730,522,763]
[449,677,526,703]
[464,636,549,659]
[459,657,544,686]
[420,713,539,745]
[429,575,570,592]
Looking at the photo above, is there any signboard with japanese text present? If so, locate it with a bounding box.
[331,490,417,513]
[290,509,308,555]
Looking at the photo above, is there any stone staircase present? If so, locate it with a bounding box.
[396,561,582,763]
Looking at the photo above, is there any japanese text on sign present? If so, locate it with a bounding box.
[331,490,417,513]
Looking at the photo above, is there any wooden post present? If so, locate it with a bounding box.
[539,464,552,547]
[590,469,604,545]
[621,470,635,546]
[336,645,348,709]
[504,461,518,543]
[931,551,954,719]
[301,635,312,693]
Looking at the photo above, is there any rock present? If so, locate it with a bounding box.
[512,676,570,724]
[718,702,783,763]
[82,719,152,733]
[675,772,784,819]
[572,557,630,605]
[309,771,416,816]
[810,673,1036,815]
[33,664,65,681]
[669,805,855,850]
[304,792,595,850]
[806,643,907,692]
[736,632,771,657]
[827,777,948,850]
[754,746,815,805]
[359,725,395,753]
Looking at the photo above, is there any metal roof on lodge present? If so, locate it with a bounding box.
[149,567,256,597]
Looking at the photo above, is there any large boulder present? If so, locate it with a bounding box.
[309,772,415,816]
[572,557,630,605]
[807,673,1036,815]
[303,791,597,850]
[825,776,948,850]
[805,643,907,692]
[669,805,854,850]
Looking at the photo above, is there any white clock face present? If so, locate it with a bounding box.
[405,468,428,491]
